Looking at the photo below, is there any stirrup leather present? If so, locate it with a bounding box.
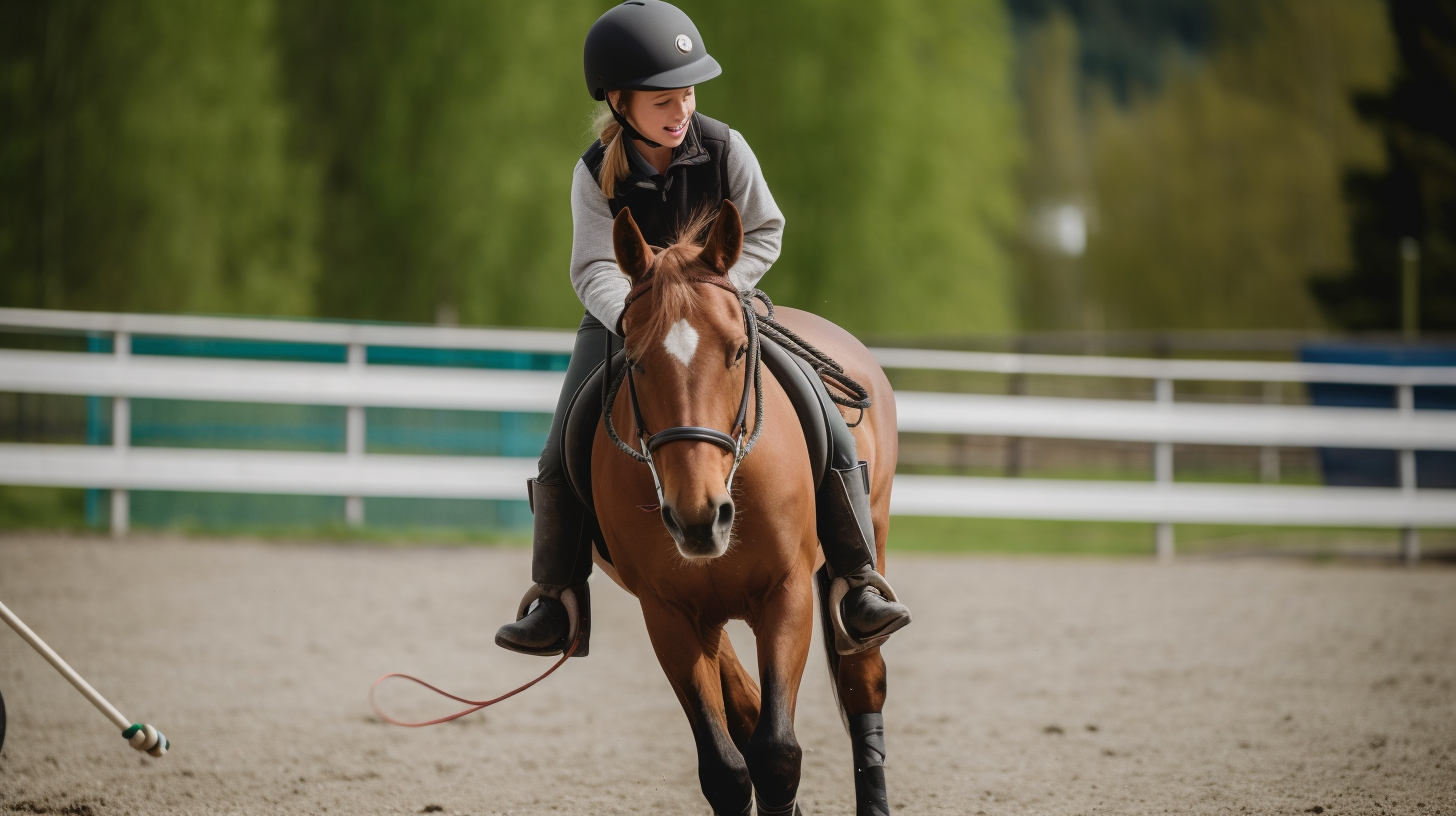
[827,571,902,656]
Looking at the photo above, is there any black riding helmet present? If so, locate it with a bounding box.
[584,0,722,148]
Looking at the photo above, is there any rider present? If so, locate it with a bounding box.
[495,0,911,658]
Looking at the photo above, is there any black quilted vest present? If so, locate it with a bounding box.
[581,112,732,248]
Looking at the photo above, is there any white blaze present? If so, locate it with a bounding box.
[663,319,700,367]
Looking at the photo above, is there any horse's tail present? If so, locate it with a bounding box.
[813,565,851,733]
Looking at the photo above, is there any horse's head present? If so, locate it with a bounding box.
[613,202,749,560]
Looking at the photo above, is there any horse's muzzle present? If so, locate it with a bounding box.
[661,496,734,559]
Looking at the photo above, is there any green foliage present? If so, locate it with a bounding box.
[271,0,1024,334]
[2,1,1024,335]
[887,515,1450,557]
[686,0,1023,335]
[0,0,317,315]
[1311,0,1456,333]
[1014,0,1397,332]
[274,0,602,328]
[0,485,88,531]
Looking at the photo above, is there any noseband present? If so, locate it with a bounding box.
[604,273,767,506]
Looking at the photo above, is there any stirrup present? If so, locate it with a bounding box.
[505,583,590,657]
[827,572,902,656]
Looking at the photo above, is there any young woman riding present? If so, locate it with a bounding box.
[495,0,911,659]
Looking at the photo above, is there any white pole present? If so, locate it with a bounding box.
[0,598,128,729]
[345,342,366,527]
[0,598,168,756]
[1398,382,1420,564]
[1154,377,1174,562]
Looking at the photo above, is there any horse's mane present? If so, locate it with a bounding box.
[625,207,725,357]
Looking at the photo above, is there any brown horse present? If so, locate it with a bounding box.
[589,201,899,816]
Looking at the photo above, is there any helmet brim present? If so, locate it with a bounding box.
[615,55,722,93]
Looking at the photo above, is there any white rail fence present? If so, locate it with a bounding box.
[2,307,1455,560]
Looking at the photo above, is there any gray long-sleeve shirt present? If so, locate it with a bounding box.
[569,128,785,330]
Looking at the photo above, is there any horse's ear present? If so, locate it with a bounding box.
[613,207,655,283]
[700,200,743,276]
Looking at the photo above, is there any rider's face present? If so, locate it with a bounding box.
[618,87,696,148]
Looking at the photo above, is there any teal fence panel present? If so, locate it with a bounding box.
[83,327,568,535]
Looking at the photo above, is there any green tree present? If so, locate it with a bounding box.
[278,0,1023,336]
[1311,0,1456,333]
[1012,11,1093,331]
[1011,0,1396,332]
[688,0,1024,336]
[275,0,602,329]
[0,0,317,315]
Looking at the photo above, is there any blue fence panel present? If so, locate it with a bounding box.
[1301,343,1456,489]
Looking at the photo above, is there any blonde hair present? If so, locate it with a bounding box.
[593,91,636,199]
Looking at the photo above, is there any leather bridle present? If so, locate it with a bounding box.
[604,273,766,506]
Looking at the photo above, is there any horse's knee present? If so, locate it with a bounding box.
[744,728,802,810]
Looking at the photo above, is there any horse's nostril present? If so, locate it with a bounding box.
[716,501,734,529]
[661,505,683,536]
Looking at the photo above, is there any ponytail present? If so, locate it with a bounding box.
[593,91,634,198]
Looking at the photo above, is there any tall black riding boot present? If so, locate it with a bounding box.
[818,461,912,655]
[494,479,595,657]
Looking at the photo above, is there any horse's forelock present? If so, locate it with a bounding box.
[625,208,731,357]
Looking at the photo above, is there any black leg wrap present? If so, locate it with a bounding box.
[817,462,876,577]
[756,798,800,816]
[849,712,890,816]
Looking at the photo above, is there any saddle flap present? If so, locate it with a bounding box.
[758,337,831,488]
[562,349,627,524]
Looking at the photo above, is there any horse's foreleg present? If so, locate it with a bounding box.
[746,577,815,816]
[717,631,761,755]
[838,649,891,816]
[835,493,891,815]
[641,602,753,816]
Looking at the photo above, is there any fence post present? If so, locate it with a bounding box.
[1259,381,1281,483]
[111,332,130,539]
[345,343,366,528]
[1154,376,1174,562]
[1397,381,1419,564]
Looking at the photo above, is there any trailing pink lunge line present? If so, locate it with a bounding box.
[369,636,579,727]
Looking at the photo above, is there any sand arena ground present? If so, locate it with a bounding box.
[1,534,1453,815]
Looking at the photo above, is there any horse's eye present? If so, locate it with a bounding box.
[734,345,747,362]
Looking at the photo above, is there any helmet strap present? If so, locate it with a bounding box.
[606,94,664,150]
